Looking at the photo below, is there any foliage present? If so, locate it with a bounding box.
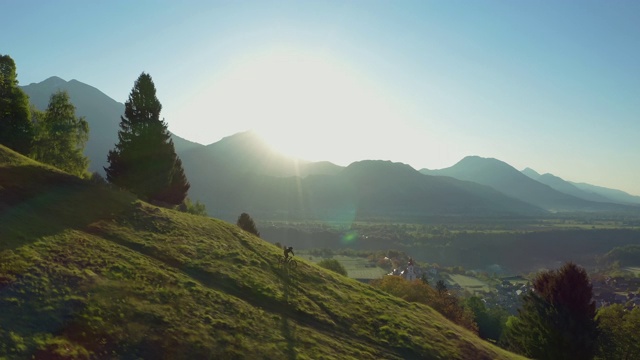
[371,275,478,333]
[0,54,33,155]
[89,171,107,184]
[31,90,89,177]
[317,259,348,276]
[237,212,260,237]
[504,262,598,360]
[420,272,429,284]
[178,197,207,216]
[464,296,509,342]
[595,304,640,359]
[105,72,189,205]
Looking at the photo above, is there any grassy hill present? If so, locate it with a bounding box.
[0,145,524,359]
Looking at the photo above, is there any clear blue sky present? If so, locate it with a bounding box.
[2,1,639,195]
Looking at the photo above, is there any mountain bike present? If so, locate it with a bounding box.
[278,256,298,269]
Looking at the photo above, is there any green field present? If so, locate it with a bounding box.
[446,274,492,294]
[298,254,388,280]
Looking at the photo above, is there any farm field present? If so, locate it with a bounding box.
[446,274,492,294]
[297,253,388,280]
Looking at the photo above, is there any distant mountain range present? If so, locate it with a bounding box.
[420,156,639,212]
[522,167,640,206]
[21,77,640,220]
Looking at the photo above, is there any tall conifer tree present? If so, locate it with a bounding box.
[105,73,190,205]
[0,54,33,154]
[505,262,598,360]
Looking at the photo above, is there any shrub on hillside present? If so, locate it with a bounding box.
[179,198,207,216]
[371,275,478,333]
[318,259,348,276]
[237,212,260,237]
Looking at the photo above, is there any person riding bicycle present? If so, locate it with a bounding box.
[283,246,294,261]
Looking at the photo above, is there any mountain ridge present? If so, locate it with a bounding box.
[420,156,637,213]
[521,167,640,206]
[20,77,639,218]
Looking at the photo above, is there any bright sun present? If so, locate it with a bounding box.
[180,48,418,165]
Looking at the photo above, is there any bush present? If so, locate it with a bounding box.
[371,276,478,333]
[237,213,259,237]
[178,198,207,216]
[318,259,347,276]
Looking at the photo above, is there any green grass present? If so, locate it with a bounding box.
[446,274,492,293]
[0,145,525,359]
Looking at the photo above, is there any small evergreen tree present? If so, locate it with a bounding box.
[105,73,189,205]
[32,90,89,177]
[504,262,598,360]
[237,212,260,237]
[0,54,33,154]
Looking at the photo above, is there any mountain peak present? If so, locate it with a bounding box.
[346,159,415,172]
[36,76,67,87]
[452,156,514,173]
[521,167,541,179]
[209,130,273,153]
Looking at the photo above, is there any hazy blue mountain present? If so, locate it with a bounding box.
[570,182,640,206]
[182,135,545,222]
[179,130,343,179]
[420,156,634,212]
[521,168,619,204]
[521,167,541,180]
[21,77,203,174]
[337,160,544,218]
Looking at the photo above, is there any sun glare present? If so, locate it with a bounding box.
[183,48,418,165]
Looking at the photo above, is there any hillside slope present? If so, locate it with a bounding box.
[0,145,523,359]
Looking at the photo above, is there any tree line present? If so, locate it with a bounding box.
[1,55,88,176]
[1,54,192,208]
[501,261,640,359]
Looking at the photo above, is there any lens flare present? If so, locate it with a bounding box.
[342,230,358,244]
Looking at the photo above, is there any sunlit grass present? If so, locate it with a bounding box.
[0,145,525,359]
